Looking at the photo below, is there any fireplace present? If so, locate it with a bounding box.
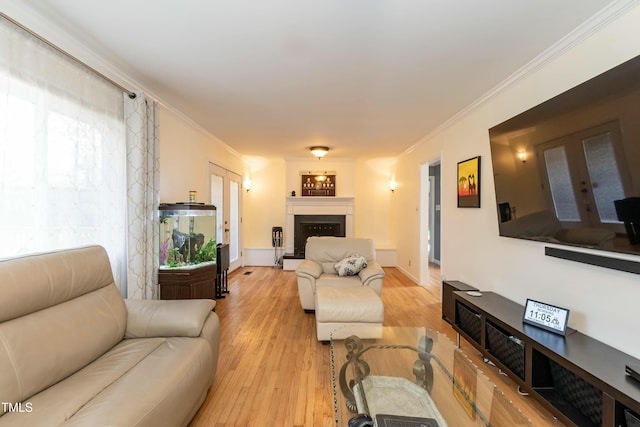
[294,215,346,256]
[284,196,354,259]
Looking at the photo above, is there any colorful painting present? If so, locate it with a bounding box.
[453,349,477,420]
[457,156,481,208]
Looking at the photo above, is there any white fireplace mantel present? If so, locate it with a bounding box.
[285,197,354,254]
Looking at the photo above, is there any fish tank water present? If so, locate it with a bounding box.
[158,203,216,269]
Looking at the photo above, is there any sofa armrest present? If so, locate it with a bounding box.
[295,259,323,279]
[359,260,385,284]
[124,299,216,339]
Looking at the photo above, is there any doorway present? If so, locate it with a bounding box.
[209,163,243,272]
[419,160,441,286]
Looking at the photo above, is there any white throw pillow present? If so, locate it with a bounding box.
[334,253,368,276]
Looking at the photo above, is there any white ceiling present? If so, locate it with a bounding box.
[19,0,614,160]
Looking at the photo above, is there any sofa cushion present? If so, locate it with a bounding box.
[0,246,127,410]
[125,299,216,338]
[0,336,213,426]
[315,286,384,323]
[0,245,121,323]
[304,237,376,274]
[0,285,127,409]
[334,254,368,276]
[316,274,363,289]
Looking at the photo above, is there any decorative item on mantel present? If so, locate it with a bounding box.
[300,171,336,197]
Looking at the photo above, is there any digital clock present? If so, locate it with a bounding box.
[522,299,570,336]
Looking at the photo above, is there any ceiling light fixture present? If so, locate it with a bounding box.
[310,146,329,159]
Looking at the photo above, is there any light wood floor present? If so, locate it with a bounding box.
[190,266,564,426]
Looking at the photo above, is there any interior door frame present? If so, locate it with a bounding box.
[208,162,243,272]
[419,157,442,286]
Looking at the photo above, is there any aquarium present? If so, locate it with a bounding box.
[158,203,216,269]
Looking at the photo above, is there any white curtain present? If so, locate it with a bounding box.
[0,17,127,284]
[125,95,160,299]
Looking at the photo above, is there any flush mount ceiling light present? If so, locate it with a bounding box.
[310,146,329,159]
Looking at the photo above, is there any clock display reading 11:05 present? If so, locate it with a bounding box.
[523,299,570,336]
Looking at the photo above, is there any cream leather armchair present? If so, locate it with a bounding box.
[0,245,220,427]
[295,237,385,311]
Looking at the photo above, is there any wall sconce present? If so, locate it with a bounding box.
[244,178,252,192]
[389,179,397,193]
[517,150,527,163]
[310,146,329,159]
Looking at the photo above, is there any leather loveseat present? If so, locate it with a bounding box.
[0,245,220,426]
[295,237,385,311]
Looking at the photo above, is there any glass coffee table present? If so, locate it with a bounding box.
[330,326,532,427]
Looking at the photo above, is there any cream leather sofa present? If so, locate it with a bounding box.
[0,245,220,426]
[295,237,385,311]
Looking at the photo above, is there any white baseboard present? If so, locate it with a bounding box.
[394,264,419,285]
[243,248,284,267]
[283,258,303,271]
[375,249,397,267]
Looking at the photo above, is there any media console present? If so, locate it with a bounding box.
[442,281,640,427]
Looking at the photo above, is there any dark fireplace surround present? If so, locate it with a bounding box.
[294,214,346,256]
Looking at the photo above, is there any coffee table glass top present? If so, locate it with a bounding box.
[330,326,532,427]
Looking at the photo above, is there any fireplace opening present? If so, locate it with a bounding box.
[294,215,346,256]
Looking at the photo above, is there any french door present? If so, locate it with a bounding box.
[209,163,242,271]
[537,122,629,232]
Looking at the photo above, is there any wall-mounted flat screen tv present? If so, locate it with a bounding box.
[489,54,640,256]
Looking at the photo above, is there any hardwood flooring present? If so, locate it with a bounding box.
[190,266,564,426]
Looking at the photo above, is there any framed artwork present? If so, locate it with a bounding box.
[457,156,481,208]
[300,172,336,196]
[453,349,477,420]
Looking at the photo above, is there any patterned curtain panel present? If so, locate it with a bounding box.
[125,95,160,299]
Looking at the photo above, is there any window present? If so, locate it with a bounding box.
[543,145,580,222]
[582,132,625,223]
[0,19,126,284]
[538,122,628,232]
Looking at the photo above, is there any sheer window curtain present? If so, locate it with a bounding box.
[0,18,127,286]
[0,18,161,298]
[125,95,160,299]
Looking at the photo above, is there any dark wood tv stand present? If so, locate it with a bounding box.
[443,281,640,427]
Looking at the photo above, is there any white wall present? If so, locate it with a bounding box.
[243,157,287,249]
[242,156,395,264]
[287,157,394,246]
[394,5,640,358]
[158,107,246,204]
